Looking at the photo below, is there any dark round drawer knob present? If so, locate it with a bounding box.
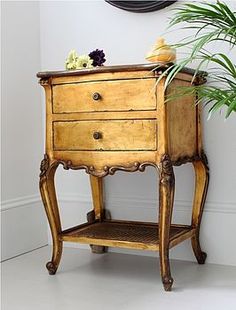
[93,132,102,140]
[92,92,101,100]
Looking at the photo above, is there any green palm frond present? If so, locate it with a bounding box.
[165,0,236,118]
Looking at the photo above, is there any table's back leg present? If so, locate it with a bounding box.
[191,155,209,264]
[158,155,175,291]
[39,156,62,274]
[89,175,107,253]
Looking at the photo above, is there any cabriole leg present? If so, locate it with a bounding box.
[39,155,62,274]
[158,155,175,291]
[191,156,209,264]
[89,175,107,253]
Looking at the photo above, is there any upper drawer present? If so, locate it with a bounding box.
[53,120,157,151]
[52,79,156,113]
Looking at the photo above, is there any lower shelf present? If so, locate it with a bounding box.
[60,220,195,251]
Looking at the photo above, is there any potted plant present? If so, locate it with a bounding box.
[161,0,236,118]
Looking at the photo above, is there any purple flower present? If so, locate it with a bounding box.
[88,49,106,66]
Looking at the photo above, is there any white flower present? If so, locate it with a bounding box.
[76,55,93,69]
[65,49,79,70]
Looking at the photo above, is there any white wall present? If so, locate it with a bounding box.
[39,0,236,266]
[1,1,48,260]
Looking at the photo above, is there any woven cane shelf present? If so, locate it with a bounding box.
[60,220,195,251]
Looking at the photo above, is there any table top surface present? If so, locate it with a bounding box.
[37,62,207,79]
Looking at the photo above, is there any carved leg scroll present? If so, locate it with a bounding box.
[191,152,209,264]
[39,155,62,274]
[89,175,108,254]
[158,155,175,291]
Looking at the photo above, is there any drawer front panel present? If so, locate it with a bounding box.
[53,120,157,151]
[52,79,156,113]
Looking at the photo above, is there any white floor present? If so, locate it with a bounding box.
[1,246,236,310]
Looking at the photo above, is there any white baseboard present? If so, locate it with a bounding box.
[1,194,41,211]
[1,195,48,261]
[59,193,236,214]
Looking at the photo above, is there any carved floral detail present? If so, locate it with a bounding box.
[56,160,157,177]
[39,78,50,86]
[159,154,175,186]
[39,152,209,179]
[193,74,207,86]
[172,151,209,169]
[173,155,199,166]
[40,154,50,177]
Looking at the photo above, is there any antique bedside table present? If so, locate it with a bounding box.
[37,63,209,291]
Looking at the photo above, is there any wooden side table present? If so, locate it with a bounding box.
[37,63,209,291]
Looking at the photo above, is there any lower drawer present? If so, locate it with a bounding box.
[53,120,157,151]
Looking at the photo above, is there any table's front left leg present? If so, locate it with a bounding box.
[158,155,175,291]
[39,156,62,274]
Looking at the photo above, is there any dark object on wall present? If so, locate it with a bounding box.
[105,1,177,13]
